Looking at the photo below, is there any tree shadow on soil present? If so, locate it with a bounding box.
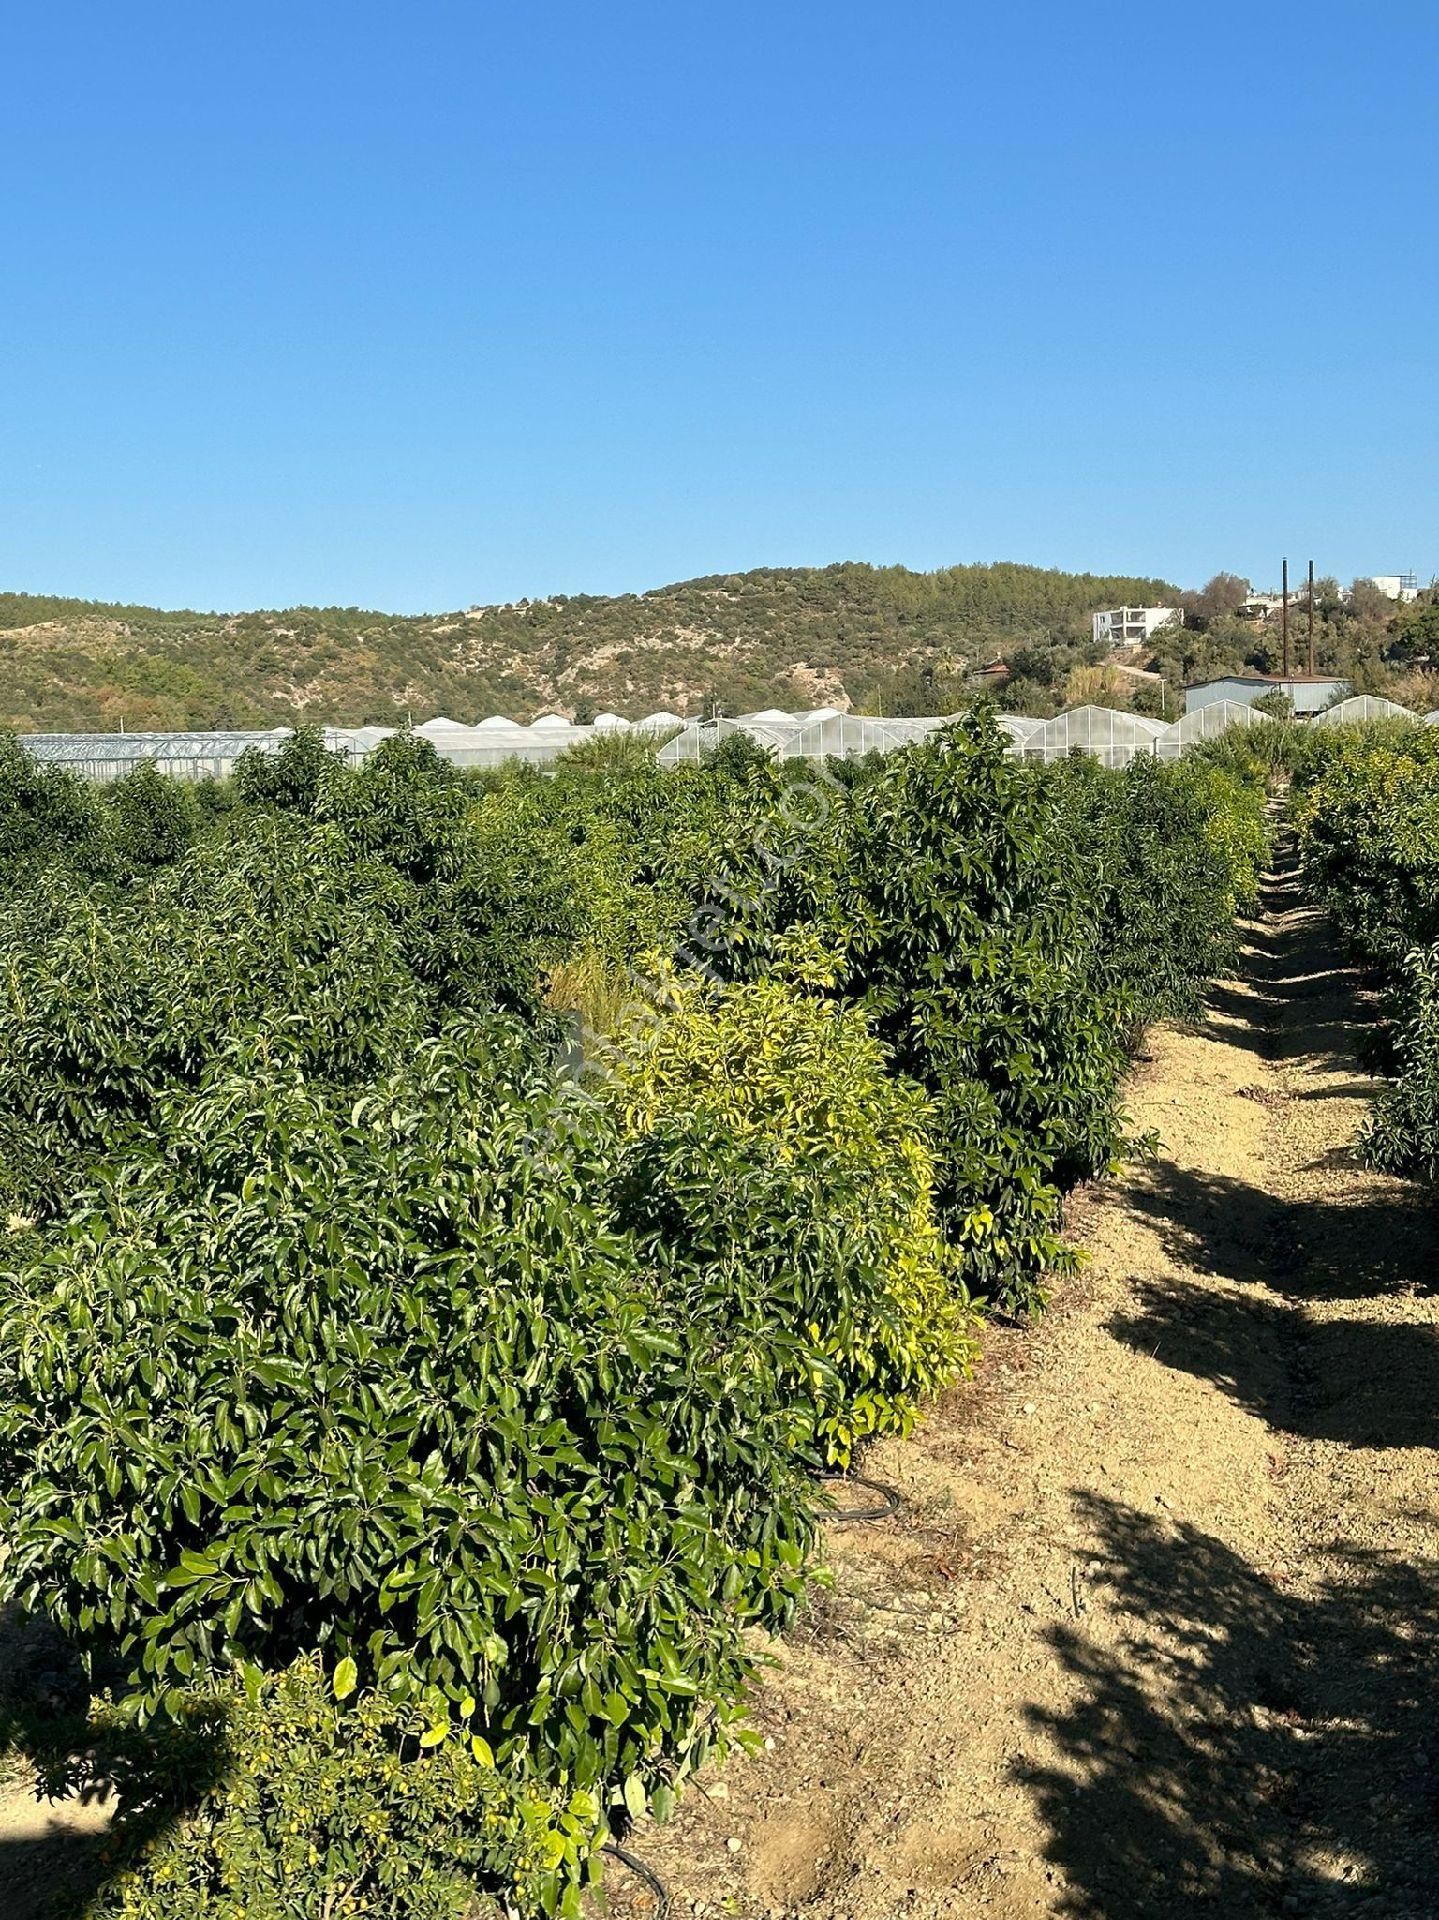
[1119,1160,1436,1305]
[0,1740,222,1920]
[1112,1150,1439,1453]
[0,1822,112,1920]
[1111,1274,1439,1450]
[0,1613,223,1920]
[1201,850,1372,1073]
[1024,1493,1439,1918]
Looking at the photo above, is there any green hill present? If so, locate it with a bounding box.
[0,561,1179,731]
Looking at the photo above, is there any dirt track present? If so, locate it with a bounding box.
[617,846,1439,1919]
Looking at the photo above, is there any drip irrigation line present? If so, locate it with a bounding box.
[821,1472,901,1523]
[602,1841,671,1917]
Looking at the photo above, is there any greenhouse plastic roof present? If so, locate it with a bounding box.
[1310,695,1415,727]
[17,728,312,777]
[1166,699,1274,742]
[1151,700,1272,758]
[656,717,795,764]
[784,714,908,759]
[1019,706,1174,769]
[20,694,1425,784]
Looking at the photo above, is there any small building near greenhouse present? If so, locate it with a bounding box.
[1183,673,1348,717]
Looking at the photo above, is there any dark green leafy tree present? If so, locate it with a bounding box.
[0,733,108,888]
[0,1025,819,1809]
[0,709,1271,1916]
[233,725,344,814]
[107,759,202,869]
[695,716,1264,1310]
[0,819,428,1218]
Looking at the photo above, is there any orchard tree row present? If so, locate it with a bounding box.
[0,719,1268,1917]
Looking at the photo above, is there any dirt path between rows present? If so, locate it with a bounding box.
[617,843,1439,1920]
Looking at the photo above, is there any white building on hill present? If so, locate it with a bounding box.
[1361,574,1420,603]
[1092,606,1181,649]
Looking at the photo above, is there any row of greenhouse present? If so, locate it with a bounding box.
[659,695,1429,769]
[13,693,1432,782]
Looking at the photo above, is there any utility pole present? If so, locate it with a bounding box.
[1281,557,1290,678]
[1307,560,1316,676]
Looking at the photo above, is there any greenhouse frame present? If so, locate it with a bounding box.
[1310,695,1415,728]
[1152,700,1274,759]
[14,728,366,783]
[1020,706,1169,769]
[14,692,1437,785]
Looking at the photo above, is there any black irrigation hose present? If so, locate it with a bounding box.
[820,1471,902,1523]
[602,1842,671,1917]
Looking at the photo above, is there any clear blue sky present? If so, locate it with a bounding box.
[2,1,1435,613]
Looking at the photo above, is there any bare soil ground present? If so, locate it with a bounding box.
[606,845,1439,1920]
[4,847,1437,1918]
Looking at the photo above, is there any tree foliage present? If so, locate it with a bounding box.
[0,717,1267,1913]
[1295,723,1439,1182]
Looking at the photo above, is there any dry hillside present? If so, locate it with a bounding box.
[0,562,1177,731]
